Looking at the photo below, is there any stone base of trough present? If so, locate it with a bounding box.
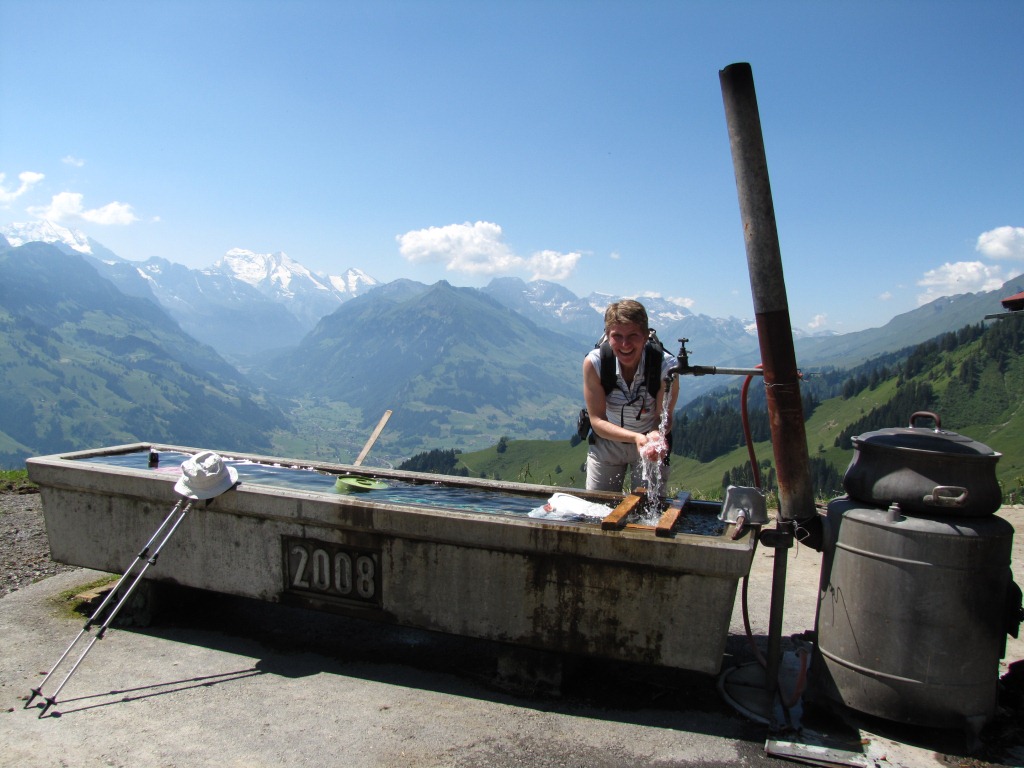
[27,444,757,677]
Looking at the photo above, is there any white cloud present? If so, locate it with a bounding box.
[62,155,85,167]
[609,251,621,260]
[808,313,828,330]
[0,171,45,203]
[526,249,581,281]
[397,221,515,274]
[878,291,893,301]
[397,221,581,280]
[28,191,138,225]
[976,226,1024,260]
[916,261,1006,305]
[80,201,138,225]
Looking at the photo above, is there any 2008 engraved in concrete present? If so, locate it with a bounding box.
[284,536,381,606]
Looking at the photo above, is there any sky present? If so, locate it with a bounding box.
[1,0,1021,334]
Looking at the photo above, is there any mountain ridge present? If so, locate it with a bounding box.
[9,220,1017,376]
[260,280,586,453]
[0,222,379,362]
[3,222,1024,463]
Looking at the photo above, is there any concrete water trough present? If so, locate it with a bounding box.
[26,442,757,675]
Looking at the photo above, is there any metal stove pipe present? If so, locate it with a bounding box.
[719,63,815,526]
[720,64,819,714]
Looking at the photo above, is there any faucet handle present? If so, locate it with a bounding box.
[675,338,691,368]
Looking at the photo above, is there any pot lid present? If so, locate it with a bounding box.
[852,411,999,457]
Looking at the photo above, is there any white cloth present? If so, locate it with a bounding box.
[529,492,612,521]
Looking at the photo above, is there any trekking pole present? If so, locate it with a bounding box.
[26,498,194,716]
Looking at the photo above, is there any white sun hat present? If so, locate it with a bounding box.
[174,451,239,500]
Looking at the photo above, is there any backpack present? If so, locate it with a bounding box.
[575,330,668,442]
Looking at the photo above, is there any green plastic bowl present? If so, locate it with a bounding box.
[335,476,390,492]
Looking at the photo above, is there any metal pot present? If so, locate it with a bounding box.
[842,411,1002,516]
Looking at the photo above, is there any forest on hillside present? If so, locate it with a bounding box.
[668,317,1024,497]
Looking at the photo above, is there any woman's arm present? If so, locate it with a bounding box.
[582,357,647,448]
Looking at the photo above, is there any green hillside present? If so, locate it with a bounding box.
[0,243,287,466]
[457,438,591,488]
[440,314,1024,504]
[259,280,585,458]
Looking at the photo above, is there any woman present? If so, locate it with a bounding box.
[582,300,679,495]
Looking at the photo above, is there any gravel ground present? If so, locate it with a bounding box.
[0,488,75,597]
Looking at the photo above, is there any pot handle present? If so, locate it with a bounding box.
[923,486,968,507]
[909,411,941,430]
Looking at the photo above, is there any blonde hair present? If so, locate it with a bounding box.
[603,300,649,333]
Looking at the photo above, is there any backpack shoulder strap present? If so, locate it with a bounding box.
[599,342,617,394]
[644,331,666,397]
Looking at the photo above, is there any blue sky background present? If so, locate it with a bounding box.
[1,0,1021,333]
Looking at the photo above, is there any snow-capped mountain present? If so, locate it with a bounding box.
[327,268,377,296]
[481,277,598,336]
[482,279,708,340]
[481,277,760,366]
[0,220,123,262]
[0,222,381,360]
[1,219,92,253]
[212,249,378,328]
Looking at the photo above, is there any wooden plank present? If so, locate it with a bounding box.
[601,491,644,530]
[353,410,392,467]
[765,740,879,767]
[655,491,692,537]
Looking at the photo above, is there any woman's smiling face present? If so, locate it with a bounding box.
[606,322,646,370]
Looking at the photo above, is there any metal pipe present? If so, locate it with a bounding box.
[718,62,815,526]
[671,365,764,378]
[720,62,816,711]
[665,338,765,381]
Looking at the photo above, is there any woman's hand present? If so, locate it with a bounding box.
[639,431,668,461]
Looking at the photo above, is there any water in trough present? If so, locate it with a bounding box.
[80,449,724,536]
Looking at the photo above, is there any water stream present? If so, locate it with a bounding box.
[637,386,674,522]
